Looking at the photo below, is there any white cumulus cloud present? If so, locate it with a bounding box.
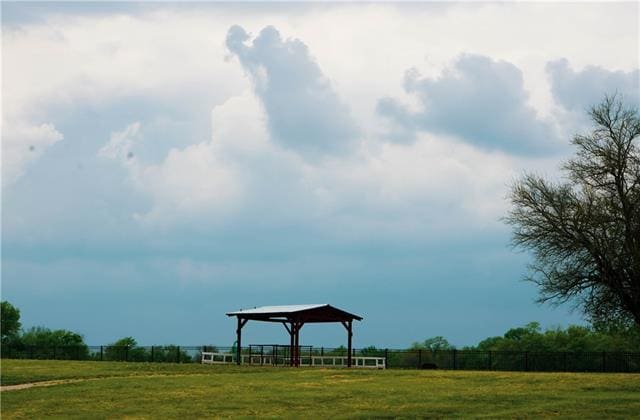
[2,120,63,187]
[98,121,141,163]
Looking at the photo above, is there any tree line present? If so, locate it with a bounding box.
[3,300,638,357]
[412,321,639,353]
[0,301,193,361]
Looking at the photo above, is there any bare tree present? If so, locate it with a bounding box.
[507,95,640,326]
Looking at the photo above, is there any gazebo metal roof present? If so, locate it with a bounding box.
[226,304,363,367]
[226,304,363,322]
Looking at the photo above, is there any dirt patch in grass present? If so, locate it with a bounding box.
[1,378,91,392]
[1,373,213,392]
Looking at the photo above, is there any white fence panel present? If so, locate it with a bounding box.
[201,352,385,369]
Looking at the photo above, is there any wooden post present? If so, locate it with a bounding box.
[236,317,243,365]
[347,320,353,368]
[294,324,299,367]
[289,322,295,366]
[297,323,301,367]
[291,324,295,367]
[298,322,305,367]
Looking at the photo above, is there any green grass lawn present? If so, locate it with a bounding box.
[2,360,639,418]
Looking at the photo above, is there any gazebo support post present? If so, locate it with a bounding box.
[342,320,353,367]
[289,322,295,366]
[294,323,299,367]
[236,318,248,365]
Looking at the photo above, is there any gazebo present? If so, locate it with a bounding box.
[226,304,363,367]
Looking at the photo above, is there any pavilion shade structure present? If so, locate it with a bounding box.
[226,304,363,323]
[226,304,362,367]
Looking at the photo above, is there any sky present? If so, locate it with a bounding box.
[2,1,639,348]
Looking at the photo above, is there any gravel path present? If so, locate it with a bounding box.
[0,379,86,392]
[0,372,211,392]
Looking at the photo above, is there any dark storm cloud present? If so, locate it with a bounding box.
[547,58,640,112]
[377,54,558,154]
[226,25,359,159]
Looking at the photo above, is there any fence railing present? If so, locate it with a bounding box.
[201,351,386,369]
[2,344,639,373]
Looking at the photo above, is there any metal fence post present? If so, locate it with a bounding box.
[385,348,389,368]
[625,353,629,373]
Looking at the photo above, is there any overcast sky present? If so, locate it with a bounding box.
[2,1,639,348]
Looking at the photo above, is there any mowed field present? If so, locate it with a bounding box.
[2,360,639,418]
